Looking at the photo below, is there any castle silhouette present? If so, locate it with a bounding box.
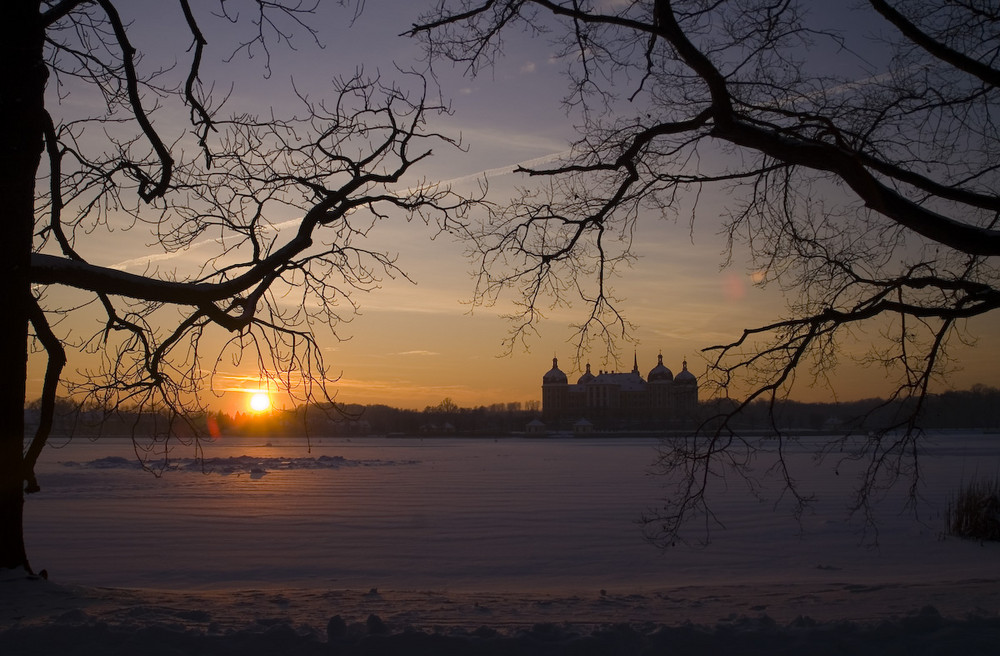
[541,354,698,429]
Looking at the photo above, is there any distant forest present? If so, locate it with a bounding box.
[25,384,1000,438]
[702,384,1000,433]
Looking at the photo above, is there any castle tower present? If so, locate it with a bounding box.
[672,359,699,418]
[541,356,569,423]
[647,353,675,417]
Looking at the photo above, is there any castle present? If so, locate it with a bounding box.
[541,354,698,429]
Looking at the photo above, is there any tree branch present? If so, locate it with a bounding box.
[869,0,1000,87]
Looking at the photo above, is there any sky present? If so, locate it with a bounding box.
[28,1,1000,414]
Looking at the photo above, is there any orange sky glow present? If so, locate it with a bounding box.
[26,2,1000,415]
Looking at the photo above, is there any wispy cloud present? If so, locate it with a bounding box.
[110,238,221,271]
[105,149,570,273]
[440,149,573,188]
[108,218,300,271]
[332,375,470,397]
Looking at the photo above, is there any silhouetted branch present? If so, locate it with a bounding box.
[414,0,1000,544]
[18,4,480,505]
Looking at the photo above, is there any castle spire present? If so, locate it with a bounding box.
[632,351,639,374]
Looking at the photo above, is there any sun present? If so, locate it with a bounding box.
[249,392,271,412]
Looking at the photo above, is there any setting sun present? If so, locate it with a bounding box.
[249,392,271,412]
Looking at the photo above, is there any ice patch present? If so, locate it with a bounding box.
[60,454,418,475]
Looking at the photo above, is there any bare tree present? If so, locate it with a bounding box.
[409,1,1000,543]
[2,1,472,571]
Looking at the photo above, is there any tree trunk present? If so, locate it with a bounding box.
[0,2,46,571]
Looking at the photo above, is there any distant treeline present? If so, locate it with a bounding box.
[25,385,1000,438]
[23,398,544,438]
[212,399,544,437]
[698,384,1000,433]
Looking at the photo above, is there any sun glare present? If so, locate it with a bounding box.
[249,392,271,412]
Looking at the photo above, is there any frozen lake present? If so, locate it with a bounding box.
[23,433,1000,593]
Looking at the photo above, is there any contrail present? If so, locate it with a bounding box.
[441,149,573,187]
[110,239,224,271]
[109,149,573,271]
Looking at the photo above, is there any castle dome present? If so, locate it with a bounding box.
[647,354,674,382]
[543,357,568,384]
[577,363,595,384]
[674,359,697,384]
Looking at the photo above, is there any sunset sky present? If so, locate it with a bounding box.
[29,1,1000,414]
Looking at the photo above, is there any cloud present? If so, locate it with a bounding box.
[394,350,440,356]
[520,61,537,74]
[331,375,471,398]
[104,149,570,276]
[107,217,301,272]
[110,239,220,271]
[438,149,573,188]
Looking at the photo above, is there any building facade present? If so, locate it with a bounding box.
[541,355,698,429]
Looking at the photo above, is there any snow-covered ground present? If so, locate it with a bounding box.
[3,434,1000,654]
